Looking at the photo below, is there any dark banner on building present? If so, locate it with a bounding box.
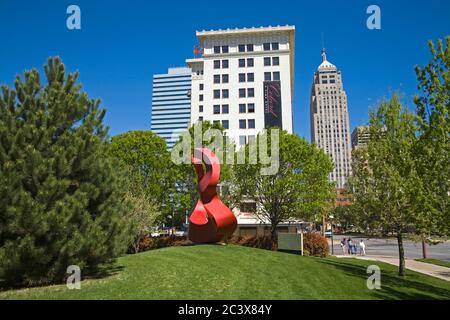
[263,81,282,128]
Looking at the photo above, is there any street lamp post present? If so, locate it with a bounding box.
[329,214,334,255]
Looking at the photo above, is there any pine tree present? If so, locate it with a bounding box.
[0,57,132,286]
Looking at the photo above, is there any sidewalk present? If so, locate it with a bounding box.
[335,255,450,281]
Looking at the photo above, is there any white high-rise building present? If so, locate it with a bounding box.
[310,49,351,188]
[351,126,370,150]
[151,67,192,149]
[186,26,295,146]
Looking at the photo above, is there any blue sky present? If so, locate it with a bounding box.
[0,0,449,140]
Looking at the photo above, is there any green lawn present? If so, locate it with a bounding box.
[1,244,450,300]
[415,258,450,269]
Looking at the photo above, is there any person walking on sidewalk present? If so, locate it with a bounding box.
[340,238,347,255]
[359,239,366,255]
[348,238,353,255]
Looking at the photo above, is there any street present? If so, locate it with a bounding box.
[330,235,450,261]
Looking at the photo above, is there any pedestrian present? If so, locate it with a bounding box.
[348,238,353,255]
[340,238,346,255]
[359,240,366,255]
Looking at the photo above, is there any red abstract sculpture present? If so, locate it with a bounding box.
[188,148,237,243]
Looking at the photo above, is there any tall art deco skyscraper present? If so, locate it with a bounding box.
[310,49,351,189]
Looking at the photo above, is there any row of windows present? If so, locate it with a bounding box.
[195,118,256,130]
[213,104,229,114]
[239,119,255,129]
[211,71,280,84]
[264,71,280,81]
[239,73,254,82]
[214,74,229,84]
[198,103,255,114]
[239,135,256,146]
[214,56,280,69]
[212,42,280,54]
[203,88,256,100]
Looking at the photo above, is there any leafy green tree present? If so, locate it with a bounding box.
[332,204,357,232]
[231,129,335,239]
[126,188,161,253]
[350,95,423,276]
[109,131,175,217]
[414,37,450,236]
[0,57,132,286]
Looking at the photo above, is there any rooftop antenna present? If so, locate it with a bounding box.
[321,32,327,62]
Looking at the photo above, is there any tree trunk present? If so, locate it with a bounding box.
[421,235,428,259]
[322,215,326,237]
[270,223,278,247]
[397,232,406,276]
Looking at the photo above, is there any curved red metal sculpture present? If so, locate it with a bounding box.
[188,148,237,243]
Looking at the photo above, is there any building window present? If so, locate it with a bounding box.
[222,120,229,129]
[273,71,280,81]
[239,135,247,146]
[213,105,220,114]
[239,73,246,83]
[247,73,254,82]
[199,94,204,101]
[222,89,229,99]
[248,119,255,129]
[214,74,220,84]
[247,58,254,67]
[272,57,280,66]
[239,120,247,129]
[213,90,220,99]
[222,60,229,68]
[239,104,246,113]
[222,104,229,114]
[199,83,204,90]
[248,135,256,144]
[247,88,254,97]
[264,57,271,66]
[213,120,220,125]
[199,116,203,121]
[246,44,254,52]
[238,44,245,52]
[264,72,271,81]
[272,42,279,50]
[239,59,245,68]
[199,105,204,112]
[214,46,221,54]
[214,60,220,69]
[263,43,271,51]
[247,103,255,113]
[239,88,246,98]
[222,45,229,53]
[222,74,229,83]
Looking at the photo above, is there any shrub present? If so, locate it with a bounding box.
[303,232,329,257]
[229,235,276,251]
[132,235,192,252]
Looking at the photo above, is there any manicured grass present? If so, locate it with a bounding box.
[1,245,450,300]
[415,258,450,269]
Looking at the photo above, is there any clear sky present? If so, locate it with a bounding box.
[1,0,449,140]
